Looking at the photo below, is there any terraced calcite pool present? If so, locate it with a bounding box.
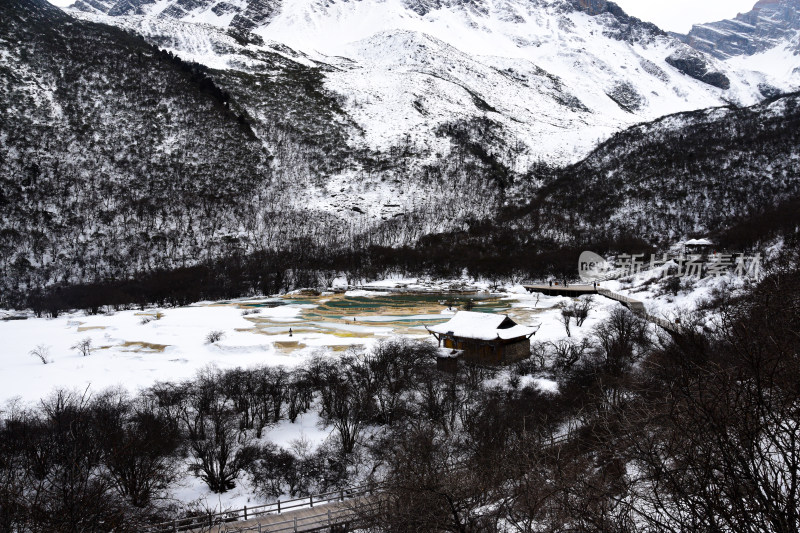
[227,291,543,353]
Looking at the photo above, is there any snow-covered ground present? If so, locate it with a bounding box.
[0,271,744,403]
[602,264,753,326]
[169,409,330,513]
[0,272,748,512]
[0,272,735,406]
[0,280,565,405]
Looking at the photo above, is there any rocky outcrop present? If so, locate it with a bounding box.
[106,0,156,16]
[73,0,280,23]
[230,0,281,30]
[666,49,731,89]
[71,0,118,13]
[606,80,646,112]
[682,0,800,59]
[575,0,606,15]
[570,0,665,43]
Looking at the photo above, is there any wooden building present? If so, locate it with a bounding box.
[683,238,715,256]
[427,311,538,366]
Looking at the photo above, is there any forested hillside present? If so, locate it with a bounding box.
[0,0,273,302]
[1,0,518,309]
[393,92,800,281]
[2,0,800,312]
[524,92,800,244]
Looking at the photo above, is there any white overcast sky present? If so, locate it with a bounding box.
[46,0,758,34]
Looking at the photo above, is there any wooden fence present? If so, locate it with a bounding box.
[147,485,376,533]
[207,500,384,533]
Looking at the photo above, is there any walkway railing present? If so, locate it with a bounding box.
[597,289,683,333]
[147,485,375,533]
[216,500,383,533]
[596,288,639,306]
[147,431,579,533]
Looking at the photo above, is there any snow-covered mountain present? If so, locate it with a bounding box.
[4,0,800,307]
[680,0,800,95]
[66,0,798,166]
[682,0,800,59]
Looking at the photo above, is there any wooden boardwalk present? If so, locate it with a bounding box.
[189,497,376,532]
[525,285,682,333]
[151,439,577,533]
[148,486,378,533]
[523,284,599,297]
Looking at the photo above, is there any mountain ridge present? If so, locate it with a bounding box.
[66,0,785,171]
[681,0,800,60]
[3,0,800,307]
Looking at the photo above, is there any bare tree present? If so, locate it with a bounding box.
[180,372,257,493]
[560,306,573,337]
[369,422,498,532]
[592,308,650,377]
[550,338,592,371]
[317,270,338,291]
[367,338,436,425]
[29,344,50,364]
[93,392,182,507]
[71,337,92,357]
[318,358,373,454]
[573,296,595,327]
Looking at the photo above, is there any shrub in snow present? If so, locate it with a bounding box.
[206,330,225,344]
[29,344,51,365]
[559,306,573,337]
[660,276,682,297]
[139,312,164,325]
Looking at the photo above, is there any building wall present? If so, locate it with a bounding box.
[442,337,530,365]
[443,337,499,363]
[503,338,531,364]
[436,356,459,373]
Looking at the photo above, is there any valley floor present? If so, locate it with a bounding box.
[0,272,739,512]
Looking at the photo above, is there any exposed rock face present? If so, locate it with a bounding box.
[73,0,157,15]
[71,0,118,13]
[569,0,665,43]
[73,0,282,26]
[575,0,607,15]
[606,80,645,112]
[230,0,281,30]
[682,0,800,59]
[666,49,731,89]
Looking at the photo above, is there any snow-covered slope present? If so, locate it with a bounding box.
[680,0,800,95]
[67,0,790,166]
[6,0,800,304]
[683,0,800,59]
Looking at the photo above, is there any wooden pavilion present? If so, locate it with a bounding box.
[427,311,538,366]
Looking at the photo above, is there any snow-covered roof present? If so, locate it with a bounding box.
[684,238,714,246]
[427,311,537,341]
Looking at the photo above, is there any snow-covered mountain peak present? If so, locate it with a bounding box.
[64,0,796,168]
[682,0,800,59]
[675,0,800,94]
